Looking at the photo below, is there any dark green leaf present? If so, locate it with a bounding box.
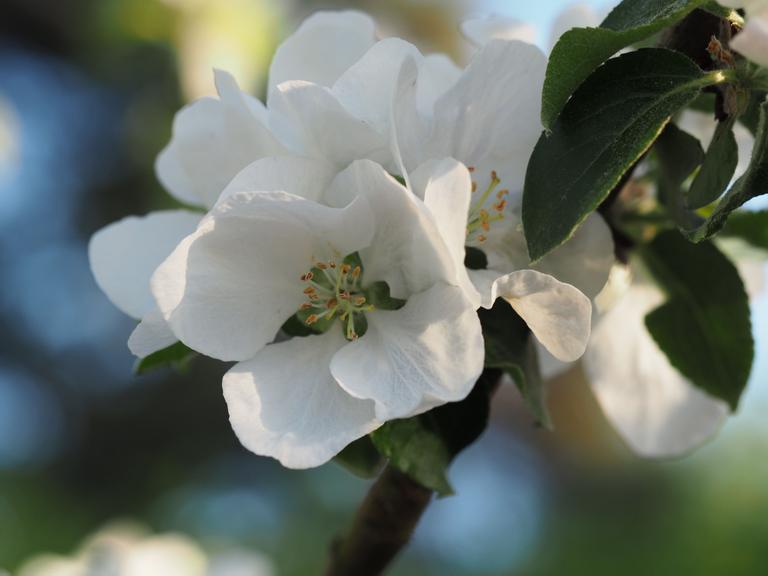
[133,341,197,375]
[655,123,705,227]
[542,0,708,128]
[721,210,768,250]
[641,231,753,409]
[740,91,767,136]
[371,370,499,496]
[687,117,739,209]
[334,436,384,479]
[684,100,768,241]
[480,301,550,428]
[525,48,715,261]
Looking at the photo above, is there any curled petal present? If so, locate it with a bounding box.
[495,269,592,362]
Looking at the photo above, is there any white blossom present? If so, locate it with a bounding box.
[17,523,273,576]
[150,156,484,468]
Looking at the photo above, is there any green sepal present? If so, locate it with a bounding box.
[133,341,197,375]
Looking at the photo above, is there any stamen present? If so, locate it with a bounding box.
[305,314,319,325]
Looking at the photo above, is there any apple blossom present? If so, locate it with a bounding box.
[150,156,484,468]
[17,523,273,576]
[721,0,768,67]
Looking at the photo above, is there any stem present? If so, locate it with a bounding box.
[324,466,432,576]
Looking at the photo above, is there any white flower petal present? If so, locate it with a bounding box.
[461,16,537,47]
[217,155,337,205]
[152,189,375,362]
[223,330,379,469]
[585,284,730,458]
[330,284,484,420]
[267,11,376,100]
[495,270,592,362]
[128,309,178,358]
[484,212,614,300]
[156,70,286,209]
[323,159,456,297]
[413,158,482,308]
[333,38,423,134]
[428,40,546,169]
[89,210,202,319]
[270,80,388,168]
[416,54,461,117]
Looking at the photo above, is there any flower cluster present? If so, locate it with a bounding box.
[90,11,616,468]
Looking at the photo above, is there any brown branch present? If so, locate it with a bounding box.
[324,465,432,576]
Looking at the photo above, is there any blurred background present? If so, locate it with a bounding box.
[1,0,767,574]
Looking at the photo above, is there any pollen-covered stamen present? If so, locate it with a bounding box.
[466,170,509,244]
[296,255,374,341]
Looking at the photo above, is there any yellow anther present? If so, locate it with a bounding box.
[339,291,351,301]
[494,199,507,213]
[340,264,351,275]
[326,297,338,309]
[353,296,366,306]
[316,262,328,270]
[301,272,314,282]
[352,266,361,278]
[491,170,499,182]
[497,189,509,199]
[477,234,487,243]
[300,302,313,311]
[471,181,478,193]
[305,314,319,325]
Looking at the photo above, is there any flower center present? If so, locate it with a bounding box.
[297,253,374,341]
[465,168,509,245]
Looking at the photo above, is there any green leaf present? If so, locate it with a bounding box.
[525,48,715,261]
[133,341,197,375]
[479,301,550,428]
[641,231,753,409]
[655,123,705,226]
[684,100,768,241]
[542,0,708,128]
[687,117,739,209]
[371,370,498,496]
[721,210,768,250]
[334,436,384,479]
[739,91,767,136]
